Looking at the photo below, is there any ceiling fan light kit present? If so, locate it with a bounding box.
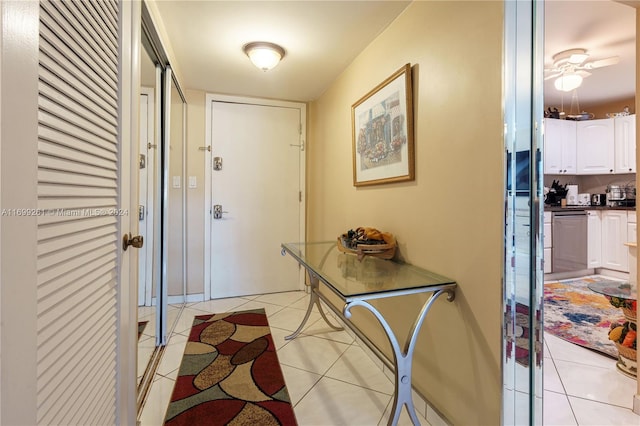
[554,72,583,92]
[243,41,286,71]
[545,48,620,93]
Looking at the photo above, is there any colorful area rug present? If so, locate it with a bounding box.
[505,302,542,367]
[544,276,625,359]
[163,308,297,425]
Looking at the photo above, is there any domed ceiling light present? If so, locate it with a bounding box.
[243,42,285,71]
[554,72,583,92]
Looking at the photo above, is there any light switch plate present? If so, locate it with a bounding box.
[172,176,181,188]
[189,176,197,188]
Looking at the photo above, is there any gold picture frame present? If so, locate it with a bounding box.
[352,63,414,186]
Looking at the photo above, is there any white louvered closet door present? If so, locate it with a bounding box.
[37,1,121,424]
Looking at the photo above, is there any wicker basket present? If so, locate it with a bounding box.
[622,307,637,320]
[615,341,637,360]
[337,236,396,260]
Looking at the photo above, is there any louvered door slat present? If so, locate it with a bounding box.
[40,54,116,119]
[86,0,118,38]
[37,260,114,313]
[40,3,117,89]
[38,300,116,424]
[39,110,116,154]
[37,257,113,306]
[39,80,117,136]
[39,127,117,163]
[40,23,117,105]
[39,96,116,143]
[39,155,117,181]
[54,1,118,70]
[37,233,115,270]
[73,0,118,53]
[37,244,116,288]
[38,183,117,198]
[37,215,116,240]
[37,1,120,423]
[37,225,114,256]
[39,169,117,189]
[38,197,116,212]
[38,283,115,356]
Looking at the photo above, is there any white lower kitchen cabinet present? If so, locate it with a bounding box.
[601,210,629,272]
[587,210,601,268]
[628,211,637,285]
[544,212,552,273]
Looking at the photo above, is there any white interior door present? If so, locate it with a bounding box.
[208,100,304,298]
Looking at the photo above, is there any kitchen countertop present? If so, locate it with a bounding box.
[544,205,636,212]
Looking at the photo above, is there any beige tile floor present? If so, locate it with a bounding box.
[138,290,640,426]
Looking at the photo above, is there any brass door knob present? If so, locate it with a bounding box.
[123,233,144,251]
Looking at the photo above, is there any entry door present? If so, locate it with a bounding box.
[209,100,303,298]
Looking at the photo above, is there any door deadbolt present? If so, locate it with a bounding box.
[213,204,228,219]
[213,157,223,171]
[123,233,144,251]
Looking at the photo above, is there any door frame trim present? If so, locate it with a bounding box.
[203,94,307,301]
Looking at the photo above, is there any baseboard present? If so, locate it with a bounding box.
[544,268,595,281]
[595,268,631,281]
[152,293,205,306]
[545,269,630,282]
[319,300,451,426]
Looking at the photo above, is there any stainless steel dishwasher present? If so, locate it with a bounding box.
[552,210,587,272]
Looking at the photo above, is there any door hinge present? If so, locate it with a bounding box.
[299,191,302,202]
[289,140,304,151]
[299,123,302,135]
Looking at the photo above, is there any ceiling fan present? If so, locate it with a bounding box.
[544,48,620,92]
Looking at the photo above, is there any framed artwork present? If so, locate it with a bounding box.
[351,63,414,186]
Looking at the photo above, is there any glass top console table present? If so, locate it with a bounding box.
[281,241,457,425]
[587,280,637,378]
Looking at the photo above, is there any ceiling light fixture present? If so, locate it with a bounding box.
[243,42,285,71]
[554,72,583,92]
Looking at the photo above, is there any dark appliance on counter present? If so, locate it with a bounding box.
[552,210,587,273]
[591,194,607,206]
[544,180,568,206]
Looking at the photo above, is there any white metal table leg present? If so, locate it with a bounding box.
[285,271,343,340]
[344,288,455,426]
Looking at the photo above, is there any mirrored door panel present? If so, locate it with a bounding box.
[503,1,544,425]
[136,27,159,390]
[137,1,187,414]
[163,67,186,339]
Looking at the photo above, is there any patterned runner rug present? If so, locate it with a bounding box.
[163,308,297,425]
[138,321,148,340]
[544,276,624,358]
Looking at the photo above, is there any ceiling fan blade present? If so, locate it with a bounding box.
[544,72,562,80]
[582,56,620,69]
[575,70,592,78]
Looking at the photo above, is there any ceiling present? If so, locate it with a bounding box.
[544,1,636,110]
[151,1,636,106]
[153,1,411,102]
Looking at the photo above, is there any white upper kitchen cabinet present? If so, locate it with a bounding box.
[614,114,636,174]
[544,118,576,174]
[576,119,615,174]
